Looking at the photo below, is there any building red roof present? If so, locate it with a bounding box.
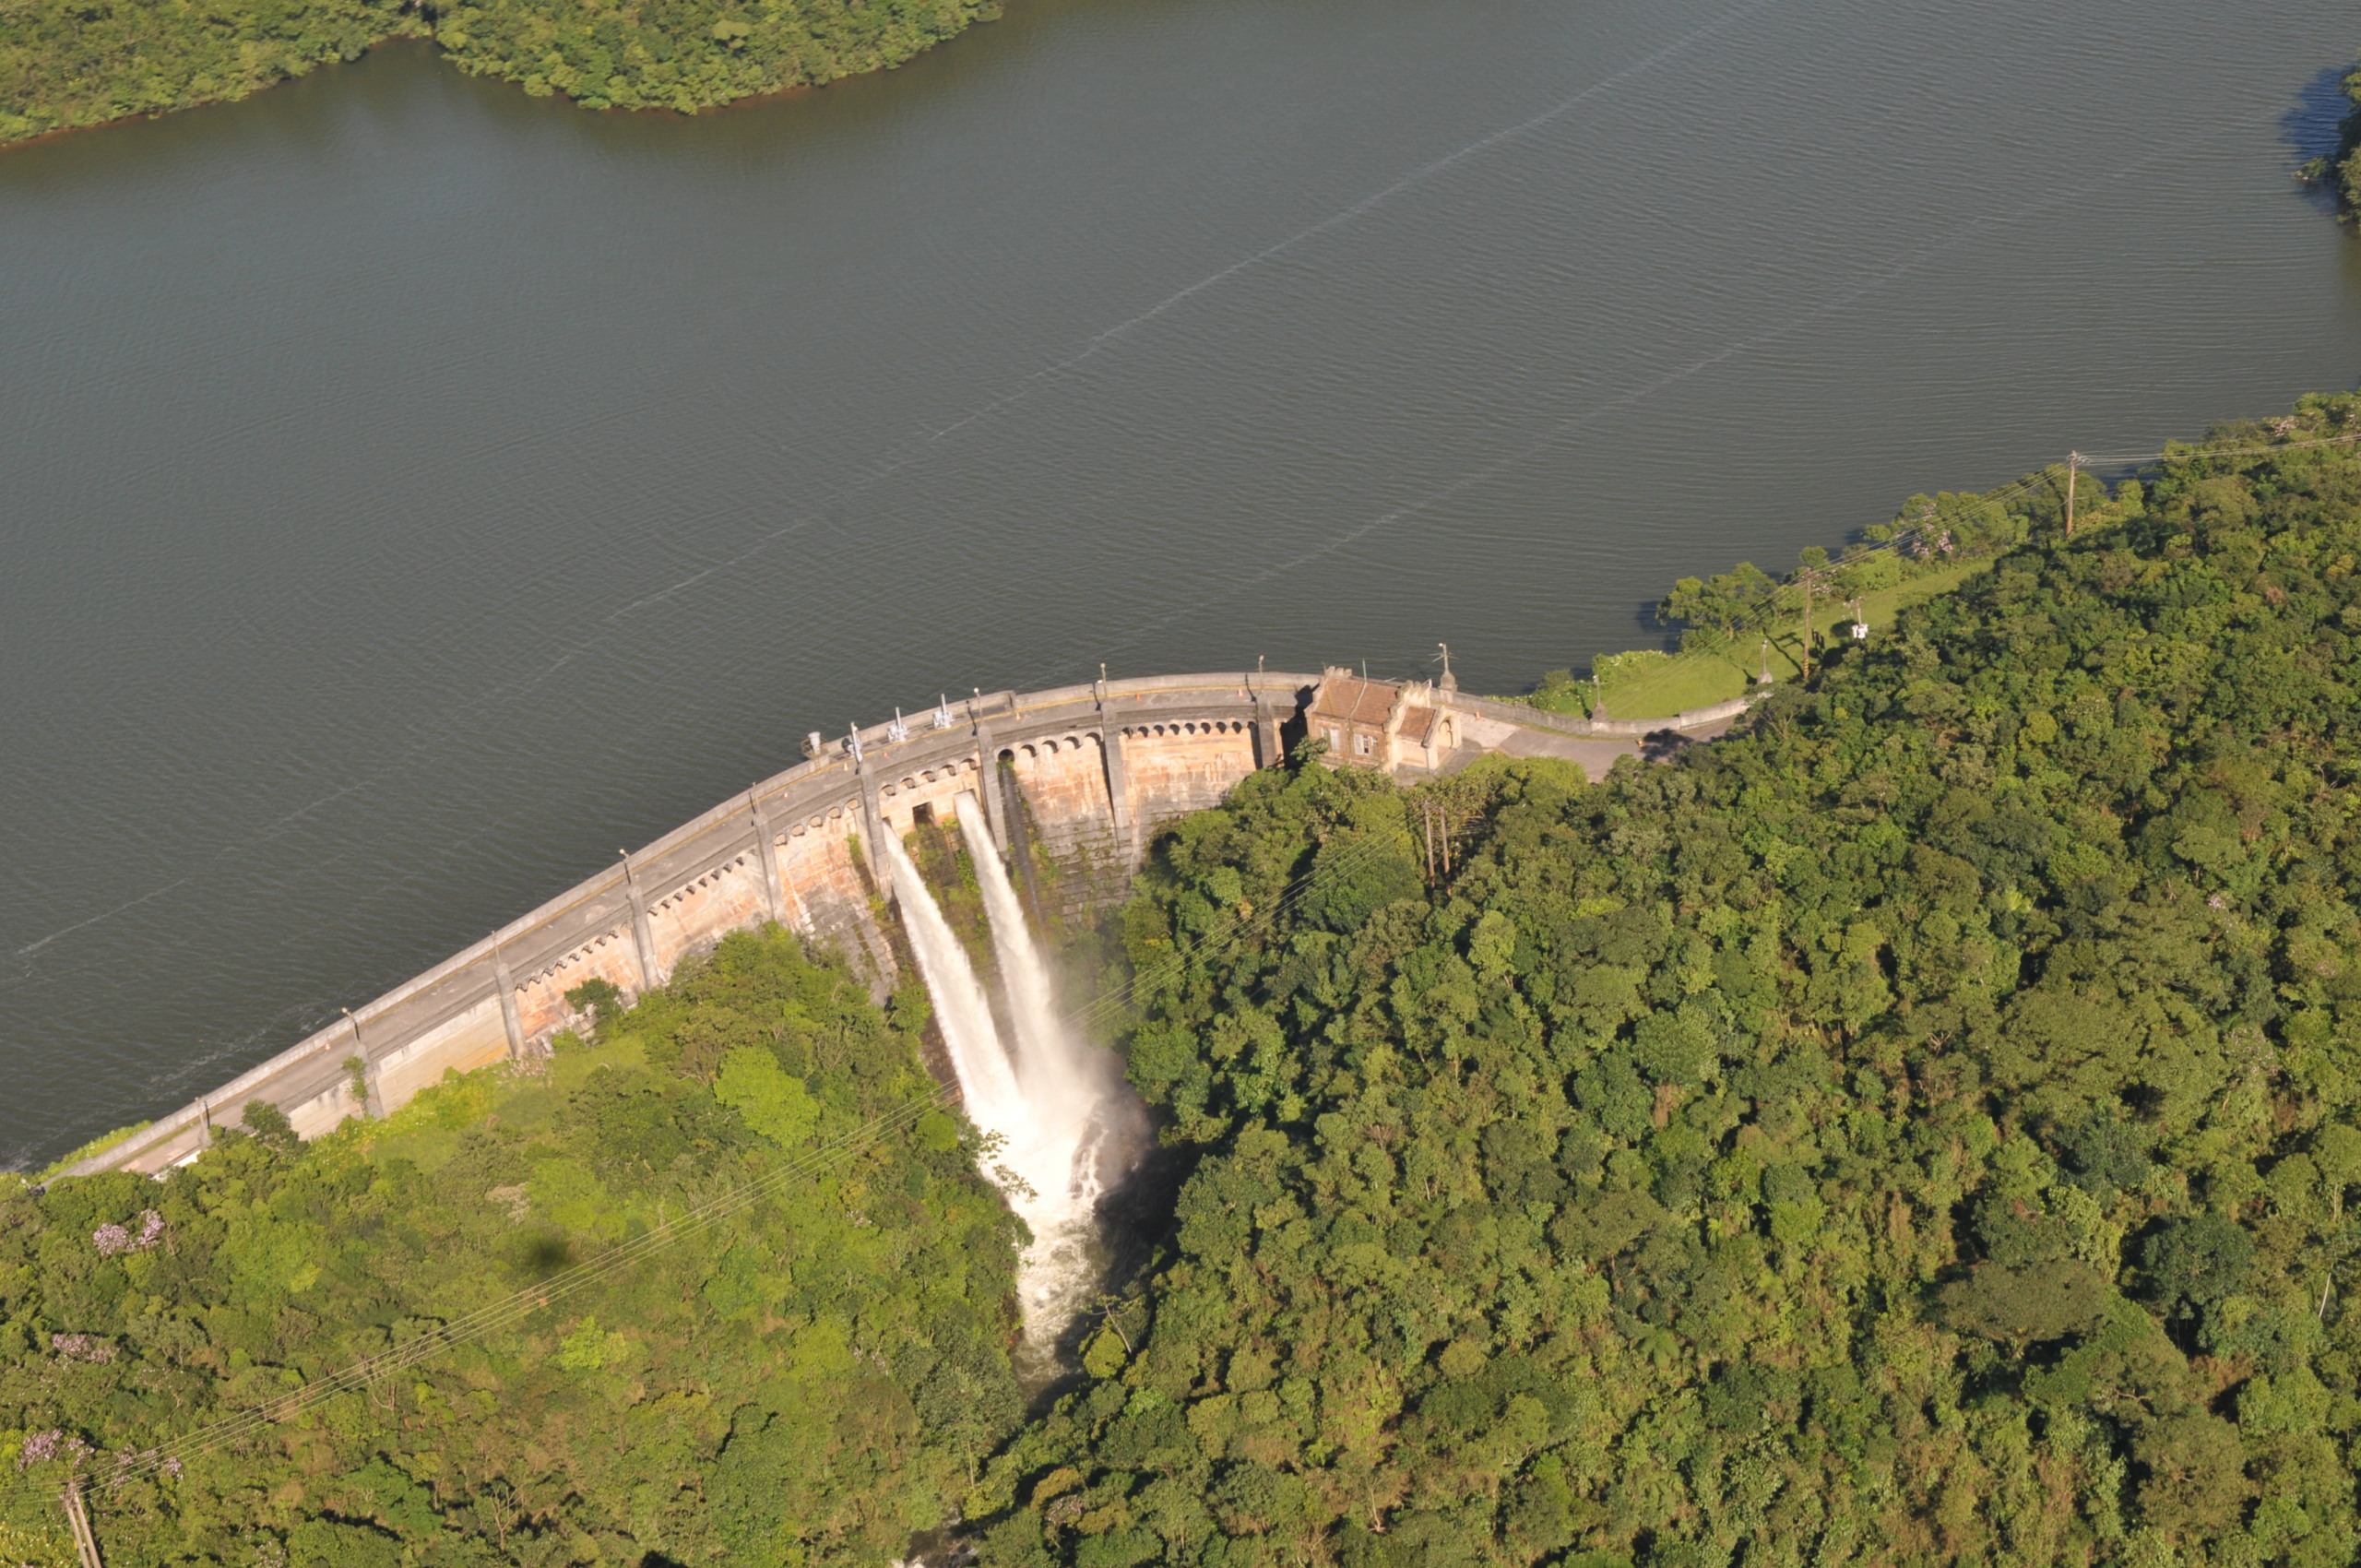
[1310,675,1397,727]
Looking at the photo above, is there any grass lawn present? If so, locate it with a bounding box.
[1587,560,1987,720]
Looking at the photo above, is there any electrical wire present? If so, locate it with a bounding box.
[0,0,1775,988]
[26,410,2342,1175]
[1544,423,2344,688]
[12,817,1421,1515]
[0,40,2298,992]
[31,406,2352,1508]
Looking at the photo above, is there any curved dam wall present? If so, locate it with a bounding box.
[73,673,1304,1177]
[68,671,1756,1179]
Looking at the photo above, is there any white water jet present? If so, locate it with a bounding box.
[953,792,1104,1105]
[879,829,1024,1126]
[881,812,1139,1374]
[953,792,1139,1359]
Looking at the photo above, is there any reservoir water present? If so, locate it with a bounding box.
[4,0,2358,1165]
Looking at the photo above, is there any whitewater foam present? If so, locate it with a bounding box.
[881,805,1141,1378]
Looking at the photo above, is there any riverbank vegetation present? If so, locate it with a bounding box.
[34,1124,152,1185]
[2300,53,2361,220]
[0,927,1024,1563]
[1520,463,2120,723]
[0,0,997,148]
[967,397,2361,1567]
[16,398,2361,1565]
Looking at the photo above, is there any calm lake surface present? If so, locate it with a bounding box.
[4,0,2358,1164]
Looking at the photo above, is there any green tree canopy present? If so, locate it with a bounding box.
[0,0,1001,146]
[968,395,2361,1568]
[0,926,1023,1564]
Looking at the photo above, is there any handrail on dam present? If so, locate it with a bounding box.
[65,668,1757,1180]
[68,671,1320,1179]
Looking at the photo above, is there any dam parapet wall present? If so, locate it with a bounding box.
[66,669,1753,1180]
[71,672,1309,1178]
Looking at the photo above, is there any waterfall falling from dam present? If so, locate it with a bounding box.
[880,798,1141,1377]
[879,826,1024,1124]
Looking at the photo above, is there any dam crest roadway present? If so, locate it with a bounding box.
[70,668,1755,1179]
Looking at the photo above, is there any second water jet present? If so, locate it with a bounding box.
[882,797,1145,1383]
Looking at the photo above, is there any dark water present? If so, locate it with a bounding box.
[5,0,2358,1164]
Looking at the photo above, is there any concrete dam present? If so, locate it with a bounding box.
[68,668,1757,1180]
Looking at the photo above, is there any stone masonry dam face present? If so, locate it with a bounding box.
[72,673,1298,1176]
[67,670,1756,1178]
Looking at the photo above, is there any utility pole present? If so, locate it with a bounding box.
[1798,572,1814,682]
[492,940,526,1061]
[64,1476,102,1567]
[2065,452,2082,537]
[745,787,784,925]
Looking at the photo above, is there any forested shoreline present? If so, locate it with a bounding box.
[0,930,1026,1563]
[14,399,2361,1564]
[969,402,2361,1568]
[1517,461,2078,723]
[2303,53,2361,220]
[0,0,997,148]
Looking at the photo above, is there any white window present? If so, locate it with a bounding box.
[1356,733,1374,756]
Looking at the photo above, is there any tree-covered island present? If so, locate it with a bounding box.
[13,397,2361,1562]
[0,0,997,147]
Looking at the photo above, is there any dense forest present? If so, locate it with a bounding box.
[0,929,1025,1563]
[967,398,2361,1568]
[0,0,995,148]
[16,397,2361,1566]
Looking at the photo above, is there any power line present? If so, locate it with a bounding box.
[31,414,2343,1181]
[23,811,1421,1514]
[2074,429,2361,467]
[0,2,1776,989]
[1669,417,2340,640]
[38,397,2350,1505]
[0,74,2296,994]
